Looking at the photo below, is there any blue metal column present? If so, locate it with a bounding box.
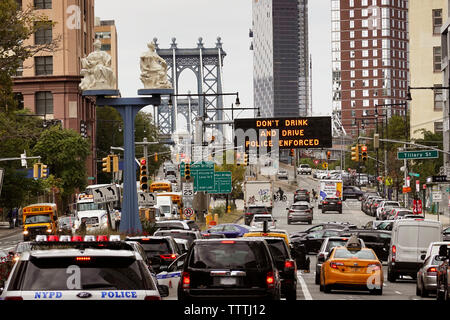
[115,105,142,234]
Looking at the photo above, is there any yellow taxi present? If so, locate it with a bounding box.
[320,239,383,295]
[243,229,290,246]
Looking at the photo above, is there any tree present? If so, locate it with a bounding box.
[32,126,91,208]
[215,151,246,204]
[0,0,60,111]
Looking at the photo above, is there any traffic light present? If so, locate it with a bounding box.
[244,153,249,166]
[33,163,40,179]
[154,153,158,162]
[361,145,368,161]
[102,156,111,173]
[290,149,295,157]
[140,158,148,191]
[41,164,48,178]
[185,163,191,181]
[327,151,331,160]
[112,155,119,172]
[351,144,359,162]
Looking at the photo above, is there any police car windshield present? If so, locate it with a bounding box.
[19,256,152,291]
[25,215,51,224]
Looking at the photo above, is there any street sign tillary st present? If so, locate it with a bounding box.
[397,150,438,160]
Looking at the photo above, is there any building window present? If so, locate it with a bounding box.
[434,121,443,133]
[434,85,444,111]
[95,31,111,39]
[101,44,111,51]
[15,60,23,76]
[35,56,53,75]
[433,46,442,72]
[433,9,443,35]
[14,93,24,110]
[34,0,52,9]
[35,91,53,115]
[16,0,22,10]
[34,21,52,45]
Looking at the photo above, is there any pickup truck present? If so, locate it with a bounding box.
[297,164,312,175]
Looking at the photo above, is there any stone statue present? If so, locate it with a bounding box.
[140,42,172,89]
[79,40,116,91]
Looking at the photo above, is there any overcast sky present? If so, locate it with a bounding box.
[95,0,332,125]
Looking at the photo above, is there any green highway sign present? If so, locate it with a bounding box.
[397,150,438,160]
[408,172,420,177]
[181,161,215,192]
[210,172,232,194]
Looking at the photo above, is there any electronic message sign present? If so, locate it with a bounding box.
[234,117,332,150]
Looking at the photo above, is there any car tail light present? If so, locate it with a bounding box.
[337,201,342,205]
[427,267,437,275]
[76,257,91,261]
[368,263,381,271]
[289,210,294,213]
[323,201,328,204]
[330,262,344,269]
[160,254,177,260]
[221,240,235,244]
[266,271,275,288]
[4,296,23,301]
[71,236,83,242]
[182,272,190,289]
[144,296,161,300]
[47,235,59,242]
[392,245,396,262]
[245,212,252,216]
[374,204,379,207]
[284,259,296,271]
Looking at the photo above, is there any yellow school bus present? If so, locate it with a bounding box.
[150,181,172,193]
[22,203,58,241]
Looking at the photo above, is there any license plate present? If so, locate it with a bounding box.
[220,277,237,286]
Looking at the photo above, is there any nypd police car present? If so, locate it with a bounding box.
[0,236,168,300]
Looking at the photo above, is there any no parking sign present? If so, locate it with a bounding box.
[183,208,194,218]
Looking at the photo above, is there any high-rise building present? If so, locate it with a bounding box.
[12,0,97,180]
[251,0,310,118]
[440,0,450,168]
[332,0,409,137]
[409,0,446,138]
[94,18,119,89]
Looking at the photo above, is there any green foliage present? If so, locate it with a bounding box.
[32,126,91,204]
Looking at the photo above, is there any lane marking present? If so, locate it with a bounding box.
[395,291,402,295]
[297,272,313,300]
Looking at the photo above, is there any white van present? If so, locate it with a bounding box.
[156,195,178,219]
[387,218,442,282]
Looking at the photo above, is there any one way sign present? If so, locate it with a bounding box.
[92,185,119,204]
[138,192,156,207]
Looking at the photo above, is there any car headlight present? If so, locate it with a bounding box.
[46,229,52,233]
[23,230,29,235]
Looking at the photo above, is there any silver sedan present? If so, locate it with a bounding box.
[287,201,313,225]
[416,254,441,297]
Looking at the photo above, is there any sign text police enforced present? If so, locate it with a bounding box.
[234,117,332,150]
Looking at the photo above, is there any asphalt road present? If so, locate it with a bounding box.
[271,174,434,301]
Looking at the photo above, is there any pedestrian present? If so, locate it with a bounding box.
[78,218,87,234]
[114,208,121,231]
[6,209,13,229]
[11,208,18,228]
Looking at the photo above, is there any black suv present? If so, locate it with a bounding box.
[263,237,297,300]
[244,206,271,225]
[294,189,310,202]
[178,238,282,301]
[343,186,364,201]
[125,236,181,273]
[321,197,342,214]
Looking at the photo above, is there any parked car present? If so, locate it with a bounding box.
[297,164,312,175]
[386,208,414,220]
[443,226,450,241]
[387,219,442,282]
[369,198,385,217]
[343,186,364,201]
[321,197,342,214]
[436,244,450,300]
[361,192,379,211]
[376,201,401,220]
[286,201,313,225]
[362,195,381,214]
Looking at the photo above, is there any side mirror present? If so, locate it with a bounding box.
[420,254,426,261]
[157,285,169,298]
[438,244,449,258]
